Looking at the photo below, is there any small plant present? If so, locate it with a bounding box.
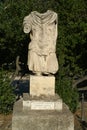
[0,69,15,114]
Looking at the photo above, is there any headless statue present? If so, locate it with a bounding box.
[23,10,59,75]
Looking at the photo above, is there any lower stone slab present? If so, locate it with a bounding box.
[12,99,74,130]
[23,100,62,110]
[23,94,62,110]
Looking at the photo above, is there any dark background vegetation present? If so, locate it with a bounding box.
[0,0,87,113]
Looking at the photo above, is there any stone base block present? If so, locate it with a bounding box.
[30,75,55,96]
[12,99,74,130]
[23,93,62,110]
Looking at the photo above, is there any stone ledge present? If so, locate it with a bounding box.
[23,93,62,110]
[23,93,61,101]
[23,100,62,110]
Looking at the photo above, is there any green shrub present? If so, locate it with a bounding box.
[0,69,15,114]
[56,76,79,113]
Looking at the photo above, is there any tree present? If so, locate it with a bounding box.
[0,0,87,112]
[0,69,15,114]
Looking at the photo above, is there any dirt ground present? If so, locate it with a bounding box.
[0,114,12,130]
[74,107,87,130]
[0,108,87,130]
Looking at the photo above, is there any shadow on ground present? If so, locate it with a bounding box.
[11,79,29,99]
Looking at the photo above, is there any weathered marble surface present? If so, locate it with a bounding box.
[23,10,59,75]
[12,99,74,130]
[23,93,62,110]
[30,75,55,96]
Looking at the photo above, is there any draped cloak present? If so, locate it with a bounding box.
[23,10,59,74]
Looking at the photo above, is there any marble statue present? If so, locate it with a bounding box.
[23,10,59,75]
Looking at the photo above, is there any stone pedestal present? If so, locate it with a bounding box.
[12,75,74,130]
[23,93,62,110]
[23,75,62,111]
[30,75,55,96]
[12,99,74,130]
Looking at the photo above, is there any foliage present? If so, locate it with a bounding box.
[0,0,87,112]
[0,0,86,72]
[56,75,79,112]
[0,69,15,114]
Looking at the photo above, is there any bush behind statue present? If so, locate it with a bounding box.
[56,76,79,113]
[0,69,15,114]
